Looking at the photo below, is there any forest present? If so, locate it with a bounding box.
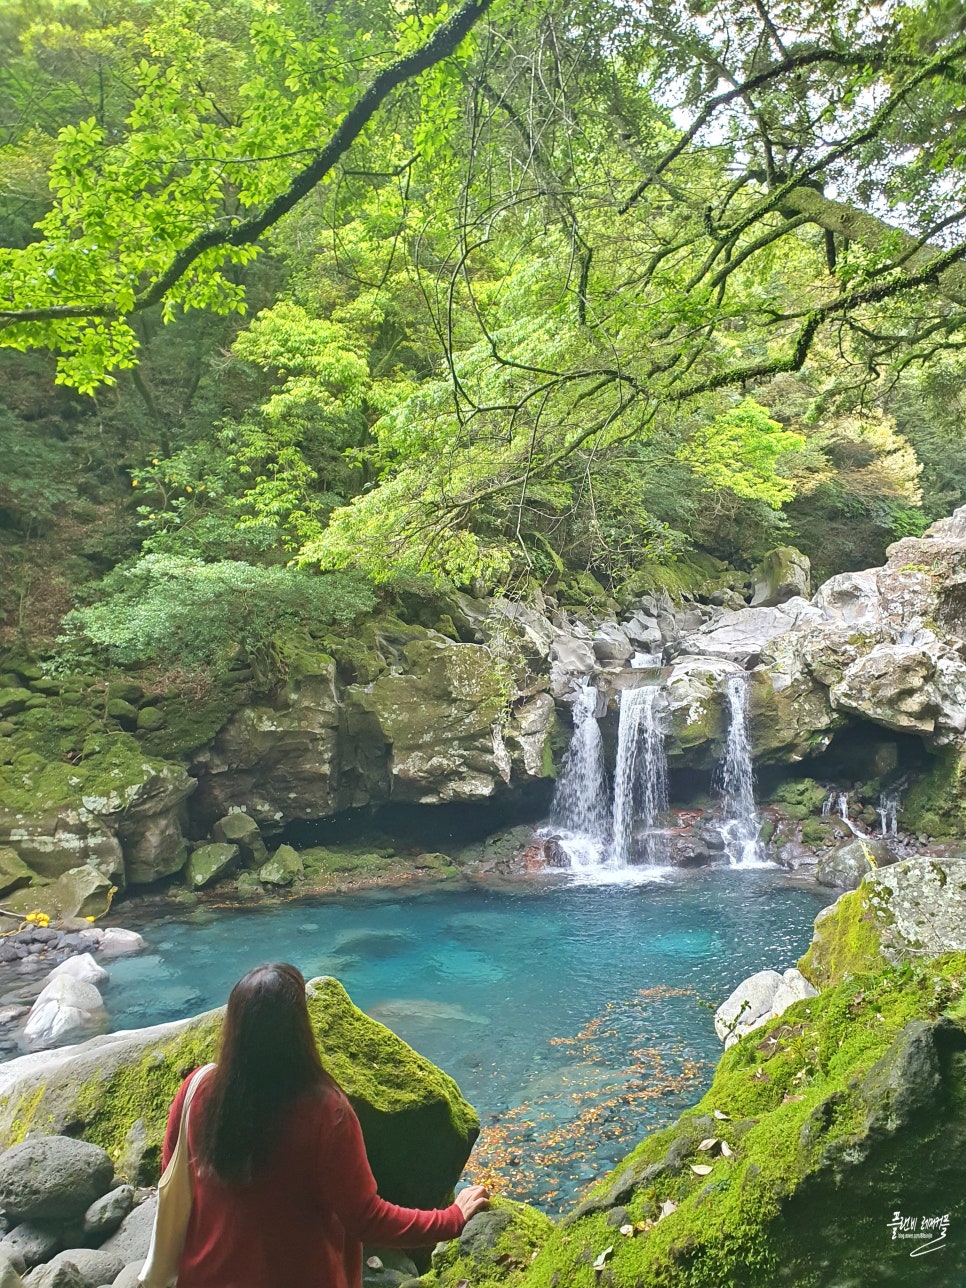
[1,0,964,676]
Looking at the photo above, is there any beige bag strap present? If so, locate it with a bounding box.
[177,1063,216,1156]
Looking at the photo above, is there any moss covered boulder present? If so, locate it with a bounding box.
[425,1199,555,1288]
[0,977,478,1209]
[800,856,966,989]
[0,728,194,887]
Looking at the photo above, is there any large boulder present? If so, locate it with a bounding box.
[0,736,193,888]
[713,968,817,1048]
[23,976,107,1048]
[829,642,966,743]
[4,866,113,922]
[750,546,811,607]
[0,1137,113,1223]
[0,978,478,1211]
[345,637,542,806]
[183,843,238,890]
[816,838,897,891]
[675,598,825,667]
[800,856,966,989]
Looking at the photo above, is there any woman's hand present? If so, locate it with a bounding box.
[455,1185,490,1221]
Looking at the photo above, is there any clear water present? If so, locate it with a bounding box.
[99,870,833,1211]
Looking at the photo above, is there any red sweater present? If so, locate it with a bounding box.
[161,1072,466,1288]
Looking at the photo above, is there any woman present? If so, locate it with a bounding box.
[159,963,489,1288]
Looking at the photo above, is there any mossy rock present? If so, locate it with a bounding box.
[136,705,165,733]
[105,699,139,728]
[301,846,396,877]
[0,977,479,1211]
[512,958,966,1288]
[0,846,37,897]
[106,681,143,706]
[0,689,31,718]
[183,843,239,890]
[902,746,966,837]
[768,778,828,820]
[800,857,966,989]
[211,812,268,866]
[426,1198,555,1287]
[258,843,304,886]
[4,864,114,919]
[800,816,840,846]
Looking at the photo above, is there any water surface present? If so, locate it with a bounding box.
[104,869,832,1209]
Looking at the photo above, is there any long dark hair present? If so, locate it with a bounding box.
[198,963,334,1184]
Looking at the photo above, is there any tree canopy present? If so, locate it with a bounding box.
[1,0,964,661]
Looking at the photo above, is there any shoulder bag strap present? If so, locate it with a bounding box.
[178,1063,216,1156]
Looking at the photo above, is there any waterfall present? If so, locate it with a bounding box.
[878,791,899,837]
[549,680,609,867]
[611,686,669,867]
[718,675,766,867]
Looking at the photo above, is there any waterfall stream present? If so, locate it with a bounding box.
[549,680,609,868]
[611,686,669,867]
[717,675,767,868]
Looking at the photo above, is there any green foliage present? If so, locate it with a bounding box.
[678,400,805,509]
[59,555,375,676]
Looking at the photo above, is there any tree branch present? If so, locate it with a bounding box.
[0,0,493,327]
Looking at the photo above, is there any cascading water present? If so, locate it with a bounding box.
[611,686,669,867]
[549,680,609,868]
[878,791,899,837]
[718,674,768,867]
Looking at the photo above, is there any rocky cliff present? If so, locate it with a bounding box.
[5,508,966,895]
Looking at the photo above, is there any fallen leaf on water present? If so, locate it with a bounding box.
[619,1224,634,1237]
[698,1137,718,1151]
[712,1109,730,1120]
[593,1246,614,1270]
[720,1140,734,1158]
[690,1164,713,1176]
[658,1200,678,1221]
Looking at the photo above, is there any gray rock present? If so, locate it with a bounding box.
[1,1222,62,1270]
[0,1247,25,1278]
[816,838,897,891]
[21,1264,87,1288]
[457,1208,514,1261]
[751,546,811,607]
[96,930,144,959]
[109,1266,143,1288]
[0,1138,113,1223]
[591,623,633,665]
[677,598,824,666]
[41,1250,124,1288]
[0,1255,23,1288]
[183,843,239,890]
[23,977,106,1048]
[48,955,108,987]
[98,1200,155,1266]
[210,813,267,867]
[714,969,785,1047]
[81,1187,134,1242]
